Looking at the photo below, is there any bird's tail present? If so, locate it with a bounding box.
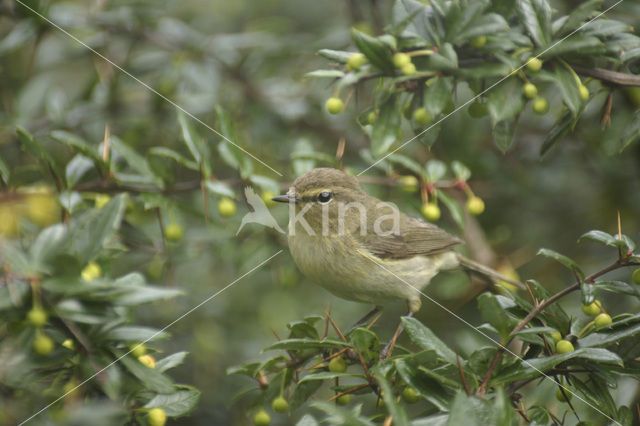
[455,253,526,290]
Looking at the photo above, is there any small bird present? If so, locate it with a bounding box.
[272,168,521,315]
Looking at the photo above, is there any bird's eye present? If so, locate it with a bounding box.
[317,191,332,204]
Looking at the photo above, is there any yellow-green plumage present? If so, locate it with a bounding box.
[277,168,464,312]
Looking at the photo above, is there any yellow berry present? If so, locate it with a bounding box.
[218,197,237,217]
[556,339,574,354]
[336,394,351,405]
[367,111,377,125]
[261,190,276,208]
[325,97,344,114]
[402,387,420,403]
[633,268,640,285]
[412,107,432,125]
[346,53,367,71]
[130,343,147,358]
[526,57,543,72]
[81,262,102,282]
[421,203,441,221]
[579,84,589,101]
[523,83,538,99]
[25,193,59,227]
[34,333,54,355]
[138,354,156,369]
[328,356,347,373]
[594,313,612,327]
[466,196,485,215]
[147,408,167,426]
[469,35,487,48]
[95,194,111,209]
[549,330,562,343]
[401,62,416,75]
[165,222,184,241]
[393,52,411,68]
[63,379,80,400]
[271,396,289,413]
[556,388,572,402]
[253,408,271,426]
[27,308,48,327]
[398,175,419,193]
[62,339,75,350]
[581,302,600,316]
[0,203,21,237]
[532,97,549,114]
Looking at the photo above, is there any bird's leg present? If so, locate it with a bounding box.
[346,306,382,334]
[380,311,414,360]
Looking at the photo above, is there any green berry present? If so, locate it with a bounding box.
[526,57,543,72]
[95,194,111,209]
[421,203,441,221]
[581,302,600,316]
[468,101,488,118]
[27,308,48,327]
[325,97,344,114]
[523,83,538,99]
[147,408,167,426]
[130,343,147,358]
[469,35,487,48]
[402,387,420,403]
[412,107,432,125]
[328,356,347,373]
[165,222,184,241]
[393,52,411,68]
[253,409,271,426]
[272,396,289,413]
[579,84,589,101]
[367,111,377,125]
[556,388,572,402]
[550,330,562,343]
[594,313,612,327]
[466,196,485,215]
[218,198,237,217]
[34,333,54,355]
[398,175,419,193]
[81,261,102,282]
[532,97,549,114]
[401,62,417,75]
[261,190,276,208]
[336,394,351,405]
[347,53,367,71]
[556,339,574,354]
[62,339,75,350]
[633,268,640,285]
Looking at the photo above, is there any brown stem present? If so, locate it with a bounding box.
[571,65,640,87]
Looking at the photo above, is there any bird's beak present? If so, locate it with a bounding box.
[271,194,298,203]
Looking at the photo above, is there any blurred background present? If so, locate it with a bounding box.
[1,0,639,424]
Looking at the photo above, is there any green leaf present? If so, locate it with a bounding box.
[477,293,515,342]
[579,230,616,245]
[65,155,94,187]
[305,70,345,78]
[349,327,379,363]
[116,350,175,394]
[451,161,471,181]
[105,326,169,342]
[456,13,509,43]
[558,0,602,35]
[538,64,582,116]
[148,147,198,171]
[429,43,458,70]
[424,77,453,117]
[590,281,640,298]
[289,380,323,411]
[437,190,465,230]
[492,119,518,153]
[444,0,490,42]
[263,338,351,352]
[375,373,410,426]
[204,180,235,198]
[402,316,457,365]
[352,29,394,74]
[144,387,200,417]
[487,77,524,124]
[317,49,353,63]
[291,139,317,176]
[249,175,280,195]
[50,130,105,170]
[16,127,64,187]
[371,93,401,158]
[110,137,161,186]
[425,160,447,181]
[492,348,622,384]
[537,248,584,281]
[394,352,452,410]
[311,402,375,426]
[580,322,640,348]
[156,352,189,373]
[539,109,575,156]
[69,194,126,263]
[298,371,366,383]
[447,391,494,426]
[387,154,423,176]
[540,35,605,58]
[0,154,9,184]
[30,224,69,269]
[619,110,640,152]
[517,0,552,47]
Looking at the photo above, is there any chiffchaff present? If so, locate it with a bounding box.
[273,168,522,314]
